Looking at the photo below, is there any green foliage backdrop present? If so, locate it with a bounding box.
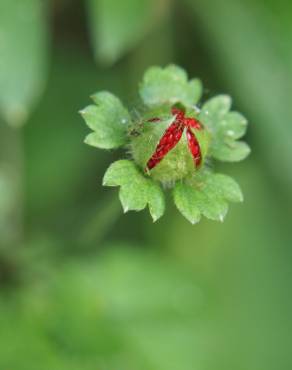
[0,0,292,369]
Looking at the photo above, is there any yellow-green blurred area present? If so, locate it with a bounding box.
[0,0,292,369]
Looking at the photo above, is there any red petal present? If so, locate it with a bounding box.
[185,118,202,130]
[171,108,185,121]
[146,122,184,170]
[186,128,202,167]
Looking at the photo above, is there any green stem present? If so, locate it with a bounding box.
[0,122,24,249]
[77,194,122,248]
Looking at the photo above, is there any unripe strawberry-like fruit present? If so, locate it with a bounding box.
[130,107,211,185]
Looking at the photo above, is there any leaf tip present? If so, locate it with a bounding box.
[219,213,225,222]
[89,93,98,103]
[189,215,201,225]
[84,134,92,146]
[150,213,161,223]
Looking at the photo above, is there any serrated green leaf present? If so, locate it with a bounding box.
[174,171,242,223]
[147,181,166,221]
[197,190,228,222]
[212,174,243,203]
[223,112,248,140]
[174,182,228,223]
[199,170,243,205]
[188,79,203,105]
[212,141,251,162]
[119,185,148,212]
[200,95,232,128]
[103,160,165,221]
[81,91,130,149]
[103,159,136,186]
[173,182,201,224]
[199,95,250,162]
[0,0,48,126]
[140,65,202,108]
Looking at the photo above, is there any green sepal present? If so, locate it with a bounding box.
[173,170,243,224]
[80,91,131,149]
[103,160,165,221]
[140,65,202,108]
[199,95,250,162]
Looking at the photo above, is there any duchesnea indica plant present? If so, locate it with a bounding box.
[80,65,250,224]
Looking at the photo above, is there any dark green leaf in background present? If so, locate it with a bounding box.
[87,0,170,65]
[0,0,49,126]
[0,165,19,246]
[0,246,207,370]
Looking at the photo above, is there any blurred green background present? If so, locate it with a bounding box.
[0,0,292,369]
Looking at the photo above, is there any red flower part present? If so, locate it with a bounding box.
[185,117,202,130]
[146,121,184,170]
[186,128,202,167]
[146,108,203,171]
